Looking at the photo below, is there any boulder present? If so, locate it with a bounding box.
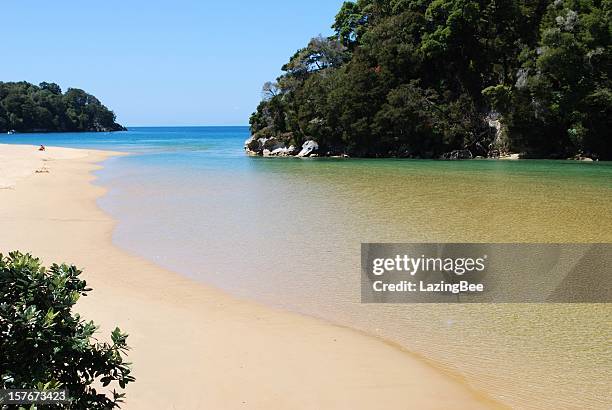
[270,147,291,156]
[244,136,263,155]
[441,149,473,160]
[296,140,319,157]
[245,135,297,157]
[263,137,285,151]
[569,155,595,162]
[245,137,314,158]
[271,145,298,156]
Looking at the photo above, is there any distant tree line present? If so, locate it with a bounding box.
[0,81,125,133]
[250,0,611,159]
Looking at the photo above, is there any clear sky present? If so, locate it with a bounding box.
[0,0,345,126]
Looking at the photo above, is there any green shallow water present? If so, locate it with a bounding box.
[103,156,611,409]
[10,128,610,408]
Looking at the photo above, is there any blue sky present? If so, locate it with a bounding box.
[0,0,345,126]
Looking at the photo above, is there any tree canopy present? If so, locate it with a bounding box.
[250,0,611,159]
[0,81,125,133]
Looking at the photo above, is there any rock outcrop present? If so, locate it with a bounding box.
[244,136,261,155]
[296,140,319,157]
[485,111,509,156]
[244,137,318,158]
[440,149,473,160]
[263,146,298,157]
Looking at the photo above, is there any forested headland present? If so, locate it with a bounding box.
[0,81,125,133]
[248,0,611,159]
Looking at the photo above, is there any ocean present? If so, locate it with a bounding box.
[3,126,611,409]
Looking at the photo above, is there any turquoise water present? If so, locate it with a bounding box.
[1,126,248,158]
[3,127,612,409]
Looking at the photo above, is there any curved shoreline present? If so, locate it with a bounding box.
[0,144,504,409]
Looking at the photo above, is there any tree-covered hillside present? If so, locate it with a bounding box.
[250,0,611,159]
[0,81,125,133]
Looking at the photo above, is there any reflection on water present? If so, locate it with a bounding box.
[11,128,609,409]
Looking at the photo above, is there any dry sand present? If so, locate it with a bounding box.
[0,144,503,409]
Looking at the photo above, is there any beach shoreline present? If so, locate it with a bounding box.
[0,143,504,409]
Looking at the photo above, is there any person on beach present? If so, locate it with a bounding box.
[38,145,45,151]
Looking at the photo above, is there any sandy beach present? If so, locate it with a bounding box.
[0,143,502,409]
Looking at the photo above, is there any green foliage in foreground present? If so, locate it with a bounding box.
[0,252,134,409]
[251,0,611,159]
[0,82,125,133]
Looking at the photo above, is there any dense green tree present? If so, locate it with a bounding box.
[499,0,612,158]
[332,1,369,48]
[0,252,134,409]
[0,81,125,133]
[250,0,611,159]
